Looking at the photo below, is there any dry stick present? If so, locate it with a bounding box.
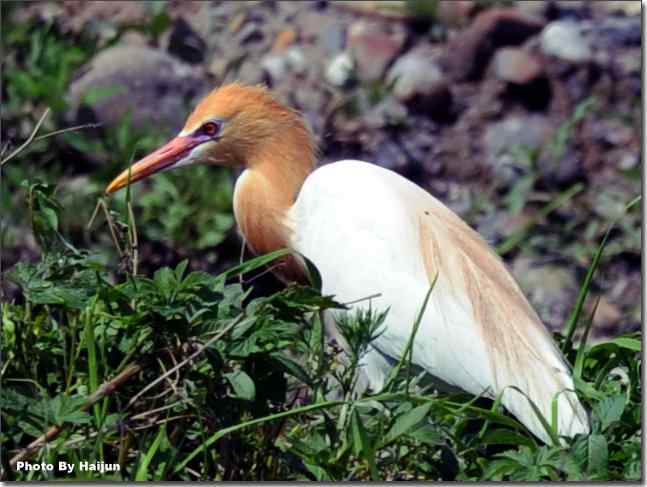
[0,108,50,167]
[125,315,244,410]
[8,363,142,470]
[127,202,139,276]
[101,199,124,257]
[32,123,101,143]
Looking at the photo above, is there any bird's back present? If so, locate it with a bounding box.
[288,160,589,443]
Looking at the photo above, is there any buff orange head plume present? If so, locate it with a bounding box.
[105,83,316,194]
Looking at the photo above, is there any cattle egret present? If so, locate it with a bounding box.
[106,83,589,443]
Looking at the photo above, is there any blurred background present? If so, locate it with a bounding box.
[1,0,641,339]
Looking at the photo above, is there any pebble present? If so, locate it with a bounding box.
[386,47,444,101]
[492,47,543,84]
[386,45,452,119]
[261,54,288,83]
[541,21,592,63]
[325,52,354,87]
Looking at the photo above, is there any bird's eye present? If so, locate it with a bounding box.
[201,121,221,137]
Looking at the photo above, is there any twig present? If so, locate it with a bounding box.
[342,293,382,306]
[125,315,244,410]
[127,202,139,276]
[100,199,124,257]
[0,108,50,167]
[32,122,102,143]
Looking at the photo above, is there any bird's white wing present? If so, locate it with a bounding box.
[288,160,589,443]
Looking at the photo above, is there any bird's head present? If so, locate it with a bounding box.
[105,83,314,194]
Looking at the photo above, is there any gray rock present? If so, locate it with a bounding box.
[483,114,553,183]
[363,96,408,129]
[320,22,346,55]
[261,47,309,83]
[285,47,308,75]
[386,47,444,101]
[492,47,543,84]
[325,52,354,87]
[541,21,592,63]
[512,258,579,330]
[386,46,452,118]
[67,45,205,134]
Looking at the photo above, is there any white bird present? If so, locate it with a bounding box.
[106,83,590,443]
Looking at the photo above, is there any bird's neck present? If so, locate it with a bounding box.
[233,134,315,280]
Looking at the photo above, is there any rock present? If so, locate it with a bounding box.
[583,17,641,50]
[594,0,642,16]
[363,96,407,129]
[386,46,452,119]
[167,17,207,64]
[261,54,288,84]
[238,60,265,84]
[67,45,205,134]
[541,21,592,63]
[618,152,639,171]
[325,52,354,87]
[64,1,147,34]
[332,1,411,20]
[387,47,444,99]
[262,47,309,84]
[483,114,553,183]
[446,8,545,80]
[514,1,548,20]
[436,0,476,26]
[238,21,264,44]
[120,31,148,47]
[320,22,346,55]
[512,258,579,330]
[285,47,308,75]
[348,21,406,82]
[492,47,543,84]
[591,296,622,330]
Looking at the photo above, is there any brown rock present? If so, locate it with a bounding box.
[446,8,545,80]
[437,0,476,26]
[492,47,543,84]
[348,21,406,82]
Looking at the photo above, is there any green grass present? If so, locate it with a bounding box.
[0,165,642,481]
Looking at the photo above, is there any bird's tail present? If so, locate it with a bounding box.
[499,356,590,444]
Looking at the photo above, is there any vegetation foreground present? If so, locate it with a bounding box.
[0,174,641,481]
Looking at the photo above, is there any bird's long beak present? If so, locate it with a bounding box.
[105,136,199,194]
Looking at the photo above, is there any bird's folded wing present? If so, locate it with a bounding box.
[289,160,589,442]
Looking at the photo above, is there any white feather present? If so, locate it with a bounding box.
[287,160,589,443]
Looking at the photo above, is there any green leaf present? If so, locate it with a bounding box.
[587,434,608,478]
[272,353,311,384]
[608,336,641,352]
[225,370,256,401]
[135,426,167,481]
[351,408,370,457]
[593,394,626,431]
[381,402,432,447]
